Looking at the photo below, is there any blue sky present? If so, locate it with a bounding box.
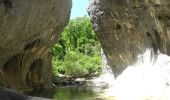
[70,0,89,19]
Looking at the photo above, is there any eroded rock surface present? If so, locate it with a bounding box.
[88,0,170,77]
[0,0,72,90]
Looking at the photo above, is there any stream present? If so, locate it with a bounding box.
[26,49,170,100]
[25,86,106,100]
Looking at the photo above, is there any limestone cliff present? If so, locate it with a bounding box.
[0,0,72,90]
[88,0,170,77]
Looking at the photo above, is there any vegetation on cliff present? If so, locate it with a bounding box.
[51,16,102,78]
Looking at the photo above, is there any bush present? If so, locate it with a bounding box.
[52,51,101,78]
[51,16,102,78]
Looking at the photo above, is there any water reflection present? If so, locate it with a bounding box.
[54,86,96,100]
[25,86,98,100]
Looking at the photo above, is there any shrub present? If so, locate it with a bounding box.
[51,16,102,78]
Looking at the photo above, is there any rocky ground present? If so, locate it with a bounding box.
[0,87,51,100]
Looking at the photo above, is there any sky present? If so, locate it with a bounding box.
[70,0,89,19]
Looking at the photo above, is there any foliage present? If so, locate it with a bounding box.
[51,16,102,78]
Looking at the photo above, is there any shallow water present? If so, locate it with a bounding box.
[25,86,99,100]
[54,86,97,100]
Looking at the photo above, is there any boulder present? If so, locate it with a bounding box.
[0,87,51,100]
[0,0,72,90]
[88,0,170,77]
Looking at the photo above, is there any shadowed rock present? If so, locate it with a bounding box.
[0,87,51,100]
[0,0,72,90]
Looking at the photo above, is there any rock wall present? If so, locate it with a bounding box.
[101,49,112,74]
[0,0,72,90]
[88,0,170,77]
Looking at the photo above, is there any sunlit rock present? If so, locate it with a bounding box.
[0,0,72,90]
[88,0,170,77]
[101,49,113,74]
[88,0,170,98]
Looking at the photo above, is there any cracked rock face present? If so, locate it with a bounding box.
[0,0,72,90]
[88,0,170,77]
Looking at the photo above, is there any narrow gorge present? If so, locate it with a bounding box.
[0,0,170,99]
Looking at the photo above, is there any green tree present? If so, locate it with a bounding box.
[51,16,102,78]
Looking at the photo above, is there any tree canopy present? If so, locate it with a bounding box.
[51,16,102,78]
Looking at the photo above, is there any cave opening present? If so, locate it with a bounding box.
[2,54,22,88]
[26,59,43,88]
[3,54,20,73]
